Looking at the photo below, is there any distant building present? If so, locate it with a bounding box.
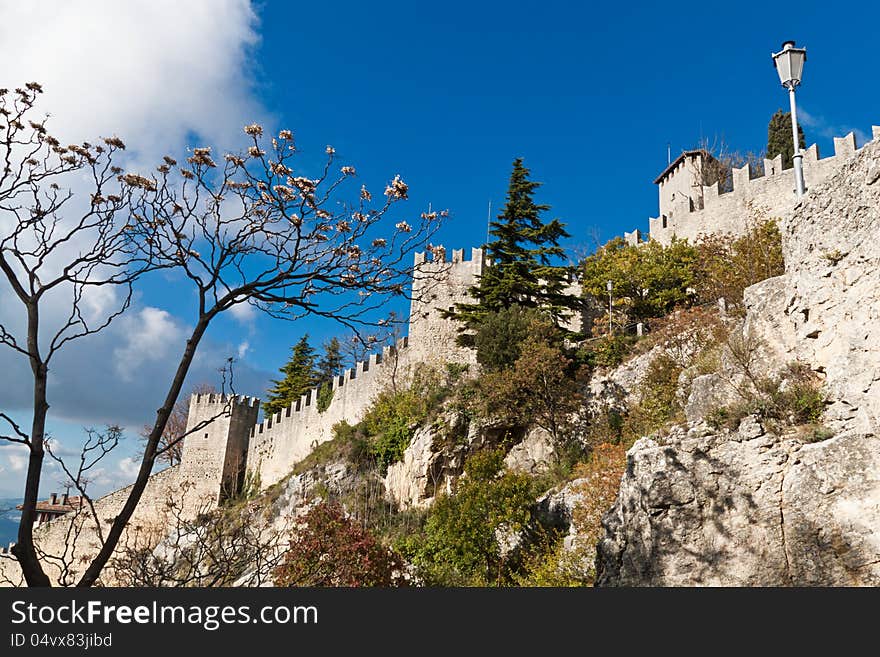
[17,493,86,526]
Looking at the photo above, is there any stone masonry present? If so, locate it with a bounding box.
[641,128,879,245]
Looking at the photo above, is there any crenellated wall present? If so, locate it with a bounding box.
[645,127,880,245]
[245,336,421,488]
[177,393,261,506]
[408,246,485,367]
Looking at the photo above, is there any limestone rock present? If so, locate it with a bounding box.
[596,426,880,586]
[504,427,556,474]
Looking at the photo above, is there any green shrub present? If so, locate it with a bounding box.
[708,362,825,433]
[401,449,537,586]
[316,384,334,413]
[580,333,637,368]
[473,305,554,372]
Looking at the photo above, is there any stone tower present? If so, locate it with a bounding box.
[408,247,485,366]
[177,393,260,508]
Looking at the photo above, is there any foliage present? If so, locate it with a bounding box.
[274,501,407,587]
[356,365,463,472]
[767,109,806,170]
[580,236,697,327]
[402,449,536,586]
[693,217,784,308]
[263,335,318,417]
[449,158,580,342]
[317,337,344,383]
[578,333,637,368]
[709,361,826,432]
[478,320,584,448]
[316,383,334,413]
[566,442,628,582]
[473,305,551,372]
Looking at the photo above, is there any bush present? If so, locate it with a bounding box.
[478,323,585,449]
[357,364,462,472]
[274,501,407,587]
[709,362,825,432]
[316,383,334,413]
[473,305,556,372]
[402,449,537,586]
[579,333,637,368]
[694,217,784,309]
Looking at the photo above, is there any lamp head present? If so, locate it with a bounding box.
[772,40,806,89]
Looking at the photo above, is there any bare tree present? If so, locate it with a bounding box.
[72,123,443,586]
[696,136,766,194]
[2,82,443,586]
[111,490,288,587]
[0,84,154,586]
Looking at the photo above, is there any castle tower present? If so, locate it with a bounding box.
[408,247,485,366]
[177,393,260,509]
[654,149,715,225]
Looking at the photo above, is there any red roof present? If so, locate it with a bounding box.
[17,495,87,514]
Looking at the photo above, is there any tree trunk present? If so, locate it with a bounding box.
[76,316,211,587]
[11,302,51,586]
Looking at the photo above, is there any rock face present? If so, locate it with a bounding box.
[598,136,880,586]
[596,421,880,586]
[748,137,880,434]
[504,427,555,475]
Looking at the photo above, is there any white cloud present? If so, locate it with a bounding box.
[0,443,29,474]
[0,2,274,499]
[118,457,141,480]
[113,307,186,381]
[797,106,870,147]
[237,340,251,359]
[229,302,257,325]
[0,0,264,159]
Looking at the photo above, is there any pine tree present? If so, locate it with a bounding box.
[449,158,577,344]
[263,335,318,417]
[767,109,806,170]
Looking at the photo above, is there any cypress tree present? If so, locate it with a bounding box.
[263,335,318,417]
[317,337,344,386]
[314,337,344,413]
[449,158,577,343]
[767,109,806,169]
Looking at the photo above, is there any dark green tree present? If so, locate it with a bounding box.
[449,158,579,344]
[263,335,318,417]
[317,337,344,385]
[315,337,344,412]
[767,109,806,170]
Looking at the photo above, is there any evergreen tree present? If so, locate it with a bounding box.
[263,335,318,417]
[316,337,344,385]
[449,158,578,344]
[767,109,806,169]
[315,337,344,412]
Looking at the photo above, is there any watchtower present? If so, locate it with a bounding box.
[176,393,261,508]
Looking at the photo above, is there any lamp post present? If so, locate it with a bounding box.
[771,40,807,198]
[606,280,613,335]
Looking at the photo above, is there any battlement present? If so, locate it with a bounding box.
[190,393,260,408]
[643,125,879,245]
[413,246,486,268]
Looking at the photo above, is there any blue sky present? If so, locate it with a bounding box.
[0,0,876,497]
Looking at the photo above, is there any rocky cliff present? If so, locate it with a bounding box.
[596,137,880,586]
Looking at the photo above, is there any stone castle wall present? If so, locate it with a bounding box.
[0,464,185,586]
[646,128,880,245]
[247,248,483,488]
[178,394,261,505]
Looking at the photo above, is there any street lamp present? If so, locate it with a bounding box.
[606,280,613,335]
[771,40,807,198]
